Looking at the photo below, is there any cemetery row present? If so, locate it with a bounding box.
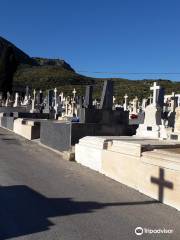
[0,80,180,211]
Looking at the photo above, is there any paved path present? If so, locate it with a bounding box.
[0,128,179,240]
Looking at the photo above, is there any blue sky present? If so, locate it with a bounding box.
[1,0,180,81]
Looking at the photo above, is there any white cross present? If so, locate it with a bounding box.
[171,92,176,99]
[65,97,68,115]
[72,88,76,98]
[33,89,36,100]
[171,92,178,112]
[113,96,116,103]
[150,82,160,106]
[124,94,128,111]
[124,94,128,99]
[134,96,138,101]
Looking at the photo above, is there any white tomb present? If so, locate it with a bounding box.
[136,82,167,139]
[75,135,180,210]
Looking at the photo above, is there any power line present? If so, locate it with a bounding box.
[77,71,180,75]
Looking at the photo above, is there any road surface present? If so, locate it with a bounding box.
[0,127,179,240]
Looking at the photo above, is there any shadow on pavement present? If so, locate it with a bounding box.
[0,185,159,239]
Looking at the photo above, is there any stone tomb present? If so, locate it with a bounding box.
[136,104,163,138]
[140,148,180,210]
[13,118,46,140]
[0,112,49,131]
[40,120,134,153]
[75,136,180,210]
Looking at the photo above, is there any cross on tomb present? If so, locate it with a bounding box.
[149,94,153,104]
[150,82,160,106]
[113,96,116,104]
[171,92,178,112]
[72,88,76,99]
[151,168,173,203]
[123,94,128,110]
[124,94,128,99]
[33,89,36,101]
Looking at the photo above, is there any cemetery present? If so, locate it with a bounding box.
[2,2,180,238]
[0,79,180,212]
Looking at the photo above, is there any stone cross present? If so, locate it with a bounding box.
[65,97,69,116]
[113,96,116,104]
[33,89,36,102]
[132,96,138,114]
[59,92,64,102]
[13,93,19,107]
[39,90,43,104]
[72,88,76,99]
[151,168,173,202]
[5,92,11,107]
[54,88,58,118]
[124,94,128,111]
[142,98,147,111]
[171,92,178,112]
[150,82,160,107]
[149,95,153,104]
[31,99,35,112]
[93,99,97,107]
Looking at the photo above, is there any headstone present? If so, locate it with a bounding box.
[72,88,76,100]
[43,90,54,113]
[5,92,11,107]
[169,107,180,141]
[157,87,165,108]
[123,94,128,111]
[99,80,113,110]
[174,107,180,132]
[13,93,20,107]
[136,82,163,139]
[150,82,160,107]
[170,92,178,112]
[166,92,178,128]
[84,85,93,108]
[54,88,58,118]
[36,90,43,106]
[148,95,153,105]
[132,96,138,114]
[142,98,148,111]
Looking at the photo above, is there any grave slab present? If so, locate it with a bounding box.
[40,120,135,153]
[13,118,43,140]
[75,135,180,210]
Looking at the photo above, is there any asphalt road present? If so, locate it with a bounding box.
[0,127,179,240]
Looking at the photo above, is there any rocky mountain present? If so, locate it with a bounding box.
[0,36,36,65]
[1,36,180,100]
[0,36,75,71]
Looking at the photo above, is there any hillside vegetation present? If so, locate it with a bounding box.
[1,36,180,101]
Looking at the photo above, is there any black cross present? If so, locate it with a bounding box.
[151,168,173,203]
